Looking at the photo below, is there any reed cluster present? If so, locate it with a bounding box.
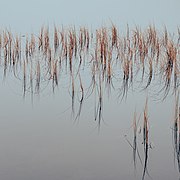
[125,98,151,180]
[0,25,179,101]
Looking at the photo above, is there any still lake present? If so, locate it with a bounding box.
[0,24,179,180]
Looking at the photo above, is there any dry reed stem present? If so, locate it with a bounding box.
[36,61,40,94]
[23,60,26,97]
[38,26,44,50]
[52,59,58,91]
[75,74,84,121]
[173,92,180,172]
[133,110,137,169]
[142,98,150,180]
[54,26,59,52]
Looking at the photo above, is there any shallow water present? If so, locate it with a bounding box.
[0,53,179,180]
[0,88,178,180]
[0,0,180,179]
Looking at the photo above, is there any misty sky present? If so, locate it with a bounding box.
[0,0,179,32]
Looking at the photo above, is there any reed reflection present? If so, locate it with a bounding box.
[173,93,180,172]
[125,99,152,180]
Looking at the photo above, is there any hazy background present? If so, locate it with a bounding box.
[0,0,179,32]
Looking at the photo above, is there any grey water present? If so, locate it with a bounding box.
[0,0,180,180]
[0,55,179,180]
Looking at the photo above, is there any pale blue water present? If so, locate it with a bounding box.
[0,0,180,179]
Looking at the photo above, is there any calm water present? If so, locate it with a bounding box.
[0,0,180,179]
[0,38,179,180]
[0,72,178,180]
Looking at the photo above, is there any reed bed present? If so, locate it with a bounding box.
[0,25,179,123]
[0,25,179,102]
[1,26,180,175]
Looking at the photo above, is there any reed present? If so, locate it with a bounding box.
[52,59,58,92]
[0,24,179,100]
[120,58,130,100]
[142,98,149,180]
[29,34,36,56]
[3,31,8,63]
[106,48,113,92]
[71,72,75,115]
[54,26,59,52]
[35,61,41,94]
[44,27,50,56]
[162,40,177,99]
[173,92,180,172]
[30,61,33,105]
[95,73,103,131]
[75,74,84,121]
[111,24,118,48]
[145,58,153,89]
[7,31,12,63]
[25,35,29,59]
[23,60,26,97]
[38,26,44,50]
[133,110,137,169]
[14,35,21,61]
[68,29,75,73]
